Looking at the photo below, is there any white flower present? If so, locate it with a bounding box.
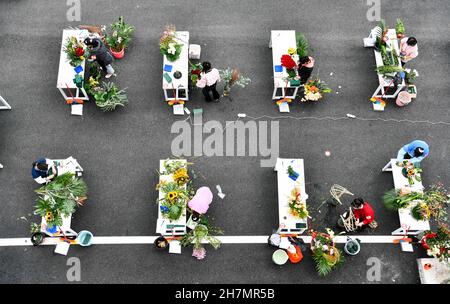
[113,31,118,37]
[117,37,123,43]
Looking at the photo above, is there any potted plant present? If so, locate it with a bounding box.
[105,16,135,59]
[92,81,128,112]
[154,236,169,250]
[159,25,183,62]
[396,19,405,38]
[296,32,309,58]
[30,223,45,246]
[300,78,332,102]
[219,68,251,97]
[189,61,203,87]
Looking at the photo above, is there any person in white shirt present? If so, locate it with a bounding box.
[196,61,221,102]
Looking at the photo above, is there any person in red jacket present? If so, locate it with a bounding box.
[351,197,375,229]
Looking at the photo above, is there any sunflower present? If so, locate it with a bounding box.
[167,191,178,201]
[45,211,54,222]
[407,169,415,176]
[173,168,189,185]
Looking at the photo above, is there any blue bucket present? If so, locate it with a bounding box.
[77,230,93,247]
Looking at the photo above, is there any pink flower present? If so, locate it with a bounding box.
[192,247,206,260]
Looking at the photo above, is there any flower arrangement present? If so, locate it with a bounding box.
[412,202,431,221]
[189,61,203,86]
[280,54,298,79]
[301,78,332,102]
[310,229,344,276]
[33,173,88,228]
[160,25,183,62]
[399,160,422,185]
[288,187,308,219]
[383,188,422,210]
[157,181,189,221]
[173,167,189,186]
[105,16,135,52]
[92,81,128,112]
[219,68,251,97]
[180,215,223,260]
[160,159,189,175]
[421,226,450,264]
[64,36,88,67]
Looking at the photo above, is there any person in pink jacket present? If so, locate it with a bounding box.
[400,37,418,66]
[188,186,213,215]
[196,61,221,102]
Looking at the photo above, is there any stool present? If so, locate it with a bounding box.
[189,44,201,60]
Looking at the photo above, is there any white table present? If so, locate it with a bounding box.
[0,95,11,110]
[162,31,189,110]
[274,158,308,235]
[417,258,450,284]
[382,158,430,235]
[269,31,300,104]
[156,159,187,236]
[371,29,406,110]
[57,29,89,102]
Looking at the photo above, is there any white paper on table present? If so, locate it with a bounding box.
[156,219,166,234]
[173,104,184,115]
[54,242,70,256]
[400,241,414,252]
[279,237,291,249]
[278,102,290,113]
[169,240,182,254]
[71,104,83,116]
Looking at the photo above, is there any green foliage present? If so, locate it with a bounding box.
[219,68,251,94]
[296,33,309,58]
[93,81,128,112]
[405,69,418,84]
[180,216,223,249]
[34,173,87,227]
[396,18,405,34]
[157,181,189,221]
[375,65,404,75]
[105,16,135,52]
[378,19,386,33]
[382,189,421,210]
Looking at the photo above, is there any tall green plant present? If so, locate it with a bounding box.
[396,19,405,35]
[296,33,309,58]
[105,16,135,52]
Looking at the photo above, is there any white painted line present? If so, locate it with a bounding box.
[0,235,409,247]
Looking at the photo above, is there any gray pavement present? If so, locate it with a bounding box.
[0,0,449,283]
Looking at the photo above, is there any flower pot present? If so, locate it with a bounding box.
[396,91,412,107]
[110,47,125,59]
[31,232,45,246]
[344,238,361,256]
[77,230,93,247]
[154,236,169,250]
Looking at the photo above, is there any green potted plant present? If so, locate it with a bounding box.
[219,68,251,97]
[296,32,309,58]
[92,81,128,112]
[30,223,45,246]
[396,19,405,38]
[105,16,135,59]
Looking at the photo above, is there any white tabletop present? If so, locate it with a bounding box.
[374,29,405,86]
[417,258,450,284]
[157,159,187,235]
[275,158,308,234]
[271,30,297,88]
[162,31,189,90]
[57,29,88,89]
[389,159,424,192]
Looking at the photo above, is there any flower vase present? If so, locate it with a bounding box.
[110,47,125,59]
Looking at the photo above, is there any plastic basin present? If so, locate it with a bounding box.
[77,230,93,247]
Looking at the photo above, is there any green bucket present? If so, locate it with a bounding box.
[272,249,289,265]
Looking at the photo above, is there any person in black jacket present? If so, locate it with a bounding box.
[84,37,115,78]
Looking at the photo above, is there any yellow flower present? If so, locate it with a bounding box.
[288,48,296,55]
[167,191,178,201]
[173,168,189,185]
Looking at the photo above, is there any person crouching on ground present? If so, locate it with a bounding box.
[399,37,418,66]
[84,37,115,79]
[298,56,315,85]
[196,61,221,102]
[396,140,429,166]
[32,158,57,184]
[351,198,375,230]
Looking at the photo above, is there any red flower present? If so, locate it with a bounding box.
[281,54,297,70]
[191,69,201,76]
[75,47,85,57]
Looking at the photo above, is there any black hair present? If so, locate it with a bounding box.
[299,56,311,65]
[407,37,417,46]
[202,61,212,73]
[351,197,364,208]
[35,162,48,171]
[414,147,424,157]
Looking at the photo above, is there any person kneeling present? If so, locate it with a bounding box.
[351,197,375,230]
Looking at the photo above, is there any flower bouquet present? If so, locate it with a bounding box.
[160,25,183,62]
[180,215,223,261]
[411,202,431,221]
[421,226,450,264]
[173,167,189,186]
[288,187,308,219]
[64,36,88,67]
[157,181,189,221]
[399,160,422,185]
[219,68,251,97]
[310,229,344,276]
[301,78,332,102]
[280,54,298,80]
[189,61,203,86]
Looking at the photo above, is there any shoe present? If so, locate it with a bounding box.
[105,73,115,79]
